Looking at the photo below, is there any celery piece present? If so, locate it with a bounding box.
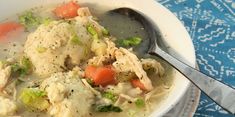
[19,88,49,111]
[116,37,142,47]
[102,28,110,36]
[87,24,98,39]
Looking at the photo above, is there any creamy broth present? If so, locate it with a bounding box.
[0,3,173,117]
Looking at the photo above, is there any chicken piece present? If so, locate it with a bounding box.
[87,17,105,37]
[88,39,154,90]
[106,82,142,97]
[46,82,66,103]
[40,71,95,117]
[88,38,117,66]
[76,7,106,38]
[91,39,107,56]
[0,66,11,91]
[77,7,92,17]
[72,66,85,77]
[81,79,101,96]
[88,56,106,66]
[105,38,119,57]
[0,59,17,98]
[113,48,153,91]
[0,96,17,116]
[141,58,165,77]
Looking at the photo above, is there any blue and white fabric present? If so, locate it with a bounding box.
[156,0,235,116]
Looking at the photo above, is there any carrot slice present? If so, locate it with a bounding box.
[0,22,23,38]
[85,65,116,86]
[85,66,97,78]
[93,67,116,86]
[131,79,147,91]
[53,1,80,19]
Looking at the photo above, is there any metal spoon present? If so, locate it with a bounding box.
[110,8,235,114]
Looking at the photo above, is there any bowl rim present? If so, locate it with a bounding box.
[0,0,196,117]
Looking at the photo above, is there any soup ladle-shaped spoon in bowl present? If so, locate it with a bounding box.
[110,8,235,114]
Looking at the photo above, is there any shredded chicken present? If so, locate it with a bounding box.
[119,94,135,102]
[141,58,165,77]
[72,66,85,77]
[0,66,11,91]
[81,79,101,96]
[77,7,92,17]
[0,96,17,116]
[144,86,171,101]
[114,94,135,107]
[1,81,17,100]
[88,38,117,66]
[113,48,153,91]
[106,82,142,97]
[89,39,154,90]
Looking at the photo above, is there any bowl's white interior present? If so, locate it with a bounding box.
[0,0,196,117]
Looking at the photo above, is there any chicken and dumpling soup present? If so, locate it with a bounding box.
[0,1,173,117]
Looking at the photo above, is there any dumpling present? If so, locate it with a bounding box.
[40,70,95,117]
[24,20,92,77]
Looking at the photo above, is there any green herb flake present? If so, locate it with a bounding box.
[87,24,98,39]
[135,98,145,108]
[102,28,109,36]
[19,11,41,30]
[11,63,22,73]
[95,104,122,112]
[102,92,117,102]
[86,78,95,87]
[11,57,32,77]
[116,37,142,47]
[70,34,83,45]
[20,57,31,70]
[11,63,28,77]
[42,18,53,26]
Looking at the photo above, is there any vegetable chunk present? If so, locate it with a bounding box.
[19,88,49,111]
[116,37,142,47]
[131,79,147,91]
[54,1,80,19]
[85,66,116,86]
[0,22,23,37]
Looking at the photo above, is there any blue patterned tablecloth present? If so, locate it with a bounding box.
[156,0,235,117]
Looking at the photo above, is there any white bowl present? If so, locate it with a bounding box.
[0,0,196,116]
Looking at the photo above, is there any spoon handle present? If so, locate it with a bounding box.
[150,47,235,114]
